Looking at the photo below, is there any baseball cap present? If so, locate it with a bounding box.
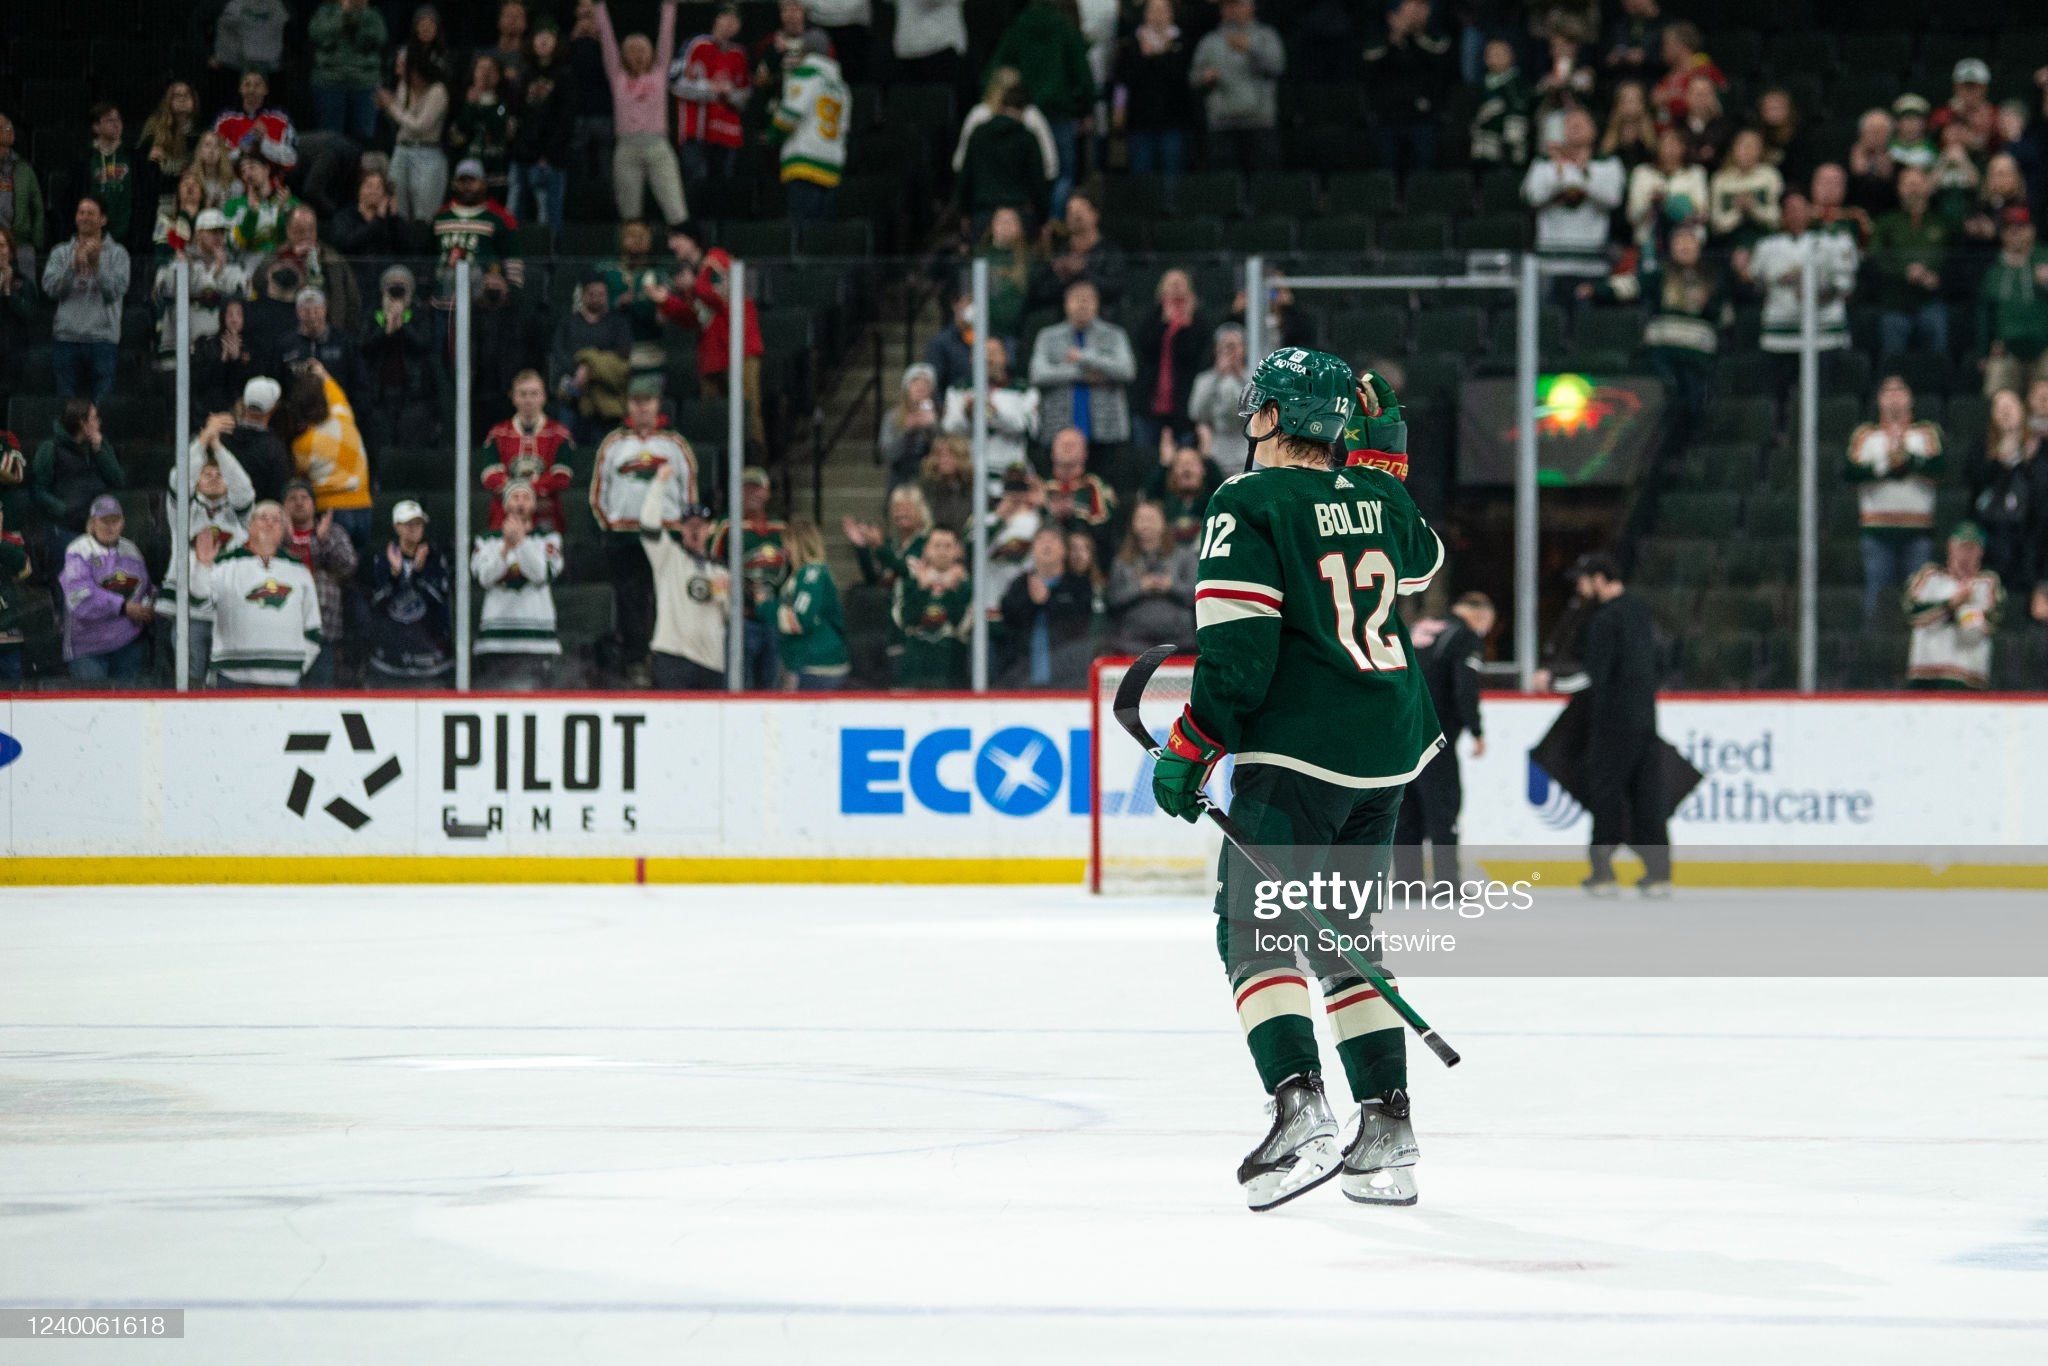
[741,465,771,488]
[1950,520,1986,545]
[1952,58,1991,86]
[380,264,416,293]
[1891,93,1931,118]
[295,286,326,309]
[88,494,124,521]
[391,499,428,526]
[194,207,229,232]
[453,157,486,180]
[242,376,282,412]
[626,374,664,398]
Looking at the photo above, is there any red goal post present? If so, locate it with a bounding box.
[1088,653,1228,894]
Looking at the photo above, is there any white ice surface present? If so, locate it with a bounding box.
[2,884,2045,1364]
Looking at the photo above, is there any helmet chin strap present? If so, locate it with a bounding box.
[1241,401,1288,473]
[1241,415,1278,473]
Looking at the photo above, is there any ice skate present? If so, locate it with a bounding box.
[1238,1073,1341,1212]
[1340,1090,1419,1206]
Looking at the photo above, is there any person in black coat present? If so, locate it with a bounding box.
[193,298,261,417]
[466,268,543,436]
[958,98,1053,233]
[213,374,294,506]
[357,264,446,456]
[998,525,1094,687]
[1130,267,1209,454]
[1363,0,1456,177]
[1394,592,1494,891]
[507,19,577,228]
[1113,0,1195,185]
[267,286,365,404]
[329,169,411,305]
[1967,395,2048,598]
[1537,552,1672,895]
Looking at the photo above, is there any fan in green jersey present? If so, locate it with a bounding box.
[1152,345,1448,1212]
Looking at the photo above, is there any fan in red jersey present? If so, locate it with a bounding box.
[479,370,577,532]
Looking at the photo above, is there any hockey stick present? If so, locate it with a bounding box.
[1115,645,1461,1068]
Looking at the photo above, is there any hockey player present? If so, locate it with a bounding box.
[1152,347,1445,1211]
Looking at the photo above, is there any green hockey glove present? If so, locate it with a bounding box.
[1343,371,1409,482]
[1152,706,1224,823]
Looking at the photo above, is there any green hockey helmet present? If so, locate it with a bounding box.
[1239,347,1356,444]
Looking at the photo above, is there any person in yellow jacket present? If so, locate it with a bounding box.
[279,358,374,548]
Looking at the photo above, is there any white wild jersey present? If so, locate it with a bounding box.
[774,54,850,187]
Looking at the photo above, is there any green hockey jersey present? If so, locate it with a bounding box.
[1190,463,1444,787]
[762,561,850,678]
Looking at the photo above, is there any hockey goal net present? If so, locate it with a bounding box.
[1089,655,1229,894]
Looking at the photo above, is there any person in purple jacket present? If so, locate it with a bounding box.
[60,493,155,682]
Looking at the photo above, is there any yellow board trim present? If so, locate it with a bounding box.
[1478,859,2048,890]
[0,857,1088,887]
[7,856,2044,890]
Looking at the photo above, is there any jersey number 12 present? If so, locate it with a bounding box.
[1317,550,1406,672]
[1198,512,1236,558]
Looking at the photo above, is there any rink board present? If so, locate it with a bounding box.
[0,693,1092,883]
[3,693,2048,884]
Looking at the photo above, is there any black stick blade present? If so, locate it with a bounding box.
[1112,645,1179,753]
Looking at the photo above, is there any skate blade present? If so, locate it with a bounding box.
[1243,1136,1341,1213]
[1341,1165,1419,1206]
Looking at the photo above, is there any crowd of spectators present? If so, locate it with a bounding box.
[911,0,2048,690]
[0,0,866,689]
[4,0,2048,691]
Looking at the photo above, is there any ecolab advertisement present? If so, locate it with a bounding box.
[2,695,2046,873]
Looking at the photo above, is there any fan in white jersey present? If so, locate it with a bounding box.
[190,501,322,689]
[472,479,565,689]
